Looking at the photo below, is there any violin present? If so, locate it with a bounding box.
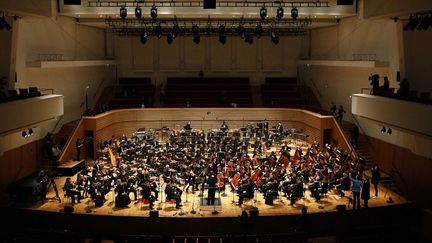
[217,173,225,188]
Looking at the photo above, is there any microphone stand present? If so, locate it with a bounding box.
[212,187,220,215]
[157,182,163,210]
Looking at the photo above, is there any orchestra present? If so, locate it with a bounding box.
[62,120,359,213]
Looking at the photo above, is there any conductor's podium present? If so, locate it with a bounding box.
[199,198,222,211]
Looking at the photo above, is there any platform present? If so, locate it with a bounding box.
[57,160,86,176]
[199,198,222,211]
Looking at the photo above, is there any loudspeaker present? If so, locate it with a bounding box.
[150,210,159,218]
[249,207,259,217]
[203,0,216,9]
[336,204,347,211]
[337,0,354,5]
[397,71,400,81]
[64,205,74,213]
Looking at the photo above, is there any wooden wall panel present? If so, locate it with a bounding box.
[261,38,283,71]
[367,136,432,209]
[159,39,181,72]
[131,37,155,72]
[235,38,257,72]
[209,37,232,72]
[184,37,205,71]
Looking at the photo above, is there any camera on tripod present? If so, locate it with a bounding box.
[368,74,379,82]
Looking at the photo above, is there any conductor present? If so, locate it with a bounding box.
[184,121,192,131]
[207,171,217,205]
[220,121,229,132]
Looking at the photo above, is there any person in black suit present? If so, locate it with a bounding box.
[207,171,217,205]
[63,177,82,204]
[238,178,255,206]
[220,121,229,132]
[371,165,381,198]
[141,181,156,209]
[184,121,192,131]
[76,138,83,161]
[165,182,182,208]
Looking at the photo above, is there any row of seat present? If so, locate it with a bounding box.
[0,87,41,103]
[261,77,306,108]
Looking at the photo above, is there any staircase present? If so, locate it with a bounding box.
[339,121,405,197]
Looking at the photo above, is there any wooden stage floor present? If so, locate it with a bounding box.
[21,174,408,218]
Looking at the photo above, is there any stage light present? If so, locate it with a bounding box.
[192,24,200,44]
[22,130,27,137]
[135,5,142,19]
[150,5,158,19]
[271,29,279,44]
[276,6,284,20]
[28,128,34,136]
[381,127,386,133]
[218,24,226,44]
[120,6,127,20]
[237,24,245,38]
[387,128,392,135]
[0,14,12,31]
[260,7,267,19]
[254,24,263,37]
[167,32,174,44]
[172,24,181,38]
[140,31,148,44]
[244,34,253,44]
[291,7,298,21]
[154,24,162,38]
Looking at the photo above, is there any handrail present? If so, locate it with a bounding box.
[332,116,358,161]
[51,115,64,134]
[350,114,377,154]
[57,119,84,164]
[93,78,106,100]
[309,78,322,98]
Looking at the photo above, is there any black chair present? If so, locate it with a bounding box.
[19,88,29,98]
[29,87,41,97]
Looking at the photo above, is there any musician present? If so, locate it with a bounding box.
[115,179,131,207]
[165,182,182,209]
[184,170,197,193]
[140,180,156,209]
[184,121,192,132]
[220,121,229,132]
[276,122,284,134]
[127,175,138,203]
[238,177,255,206]
[63,177,82,204]
[206,171,217,205]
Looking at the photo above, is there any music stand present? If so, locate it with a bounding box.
[212,187,220,215]
[157,182,163,210]
[190,193,196,214]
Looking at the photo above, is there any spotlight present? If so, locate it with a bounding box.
[276,6,284,20]
[154,24,162,38]
[0,14,12,30]
[140,31,148,44]
[260,7,267,19]
[22,130,27,137]
[381,127,386,133]
[28,128,33,136]
[120,6,127,20]
[218,25,226,44]
[271,29,279,44]
[135,5,142,19]
[192,24,200,44]
[150,5,158,19]
[244,34,253,44]
[172,24,181,38]
[237,24,245,38]
[291,7,298,21]
[387,128,392,135]
[254,24,263,37]
[167,32,174,44]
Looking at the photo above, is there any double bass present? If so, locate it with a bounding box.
[230,172,241,190]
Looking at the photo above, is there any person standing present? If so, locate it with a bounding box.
[337,105,346,124]
[371,165,381,198]
[330,103,337,117]
[349,173,363,210]
[207,171,217,205]
[361,177,371,208]
[76,138,83,161]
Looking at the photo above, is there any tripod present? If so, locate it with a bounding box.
[46,177,61,203]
